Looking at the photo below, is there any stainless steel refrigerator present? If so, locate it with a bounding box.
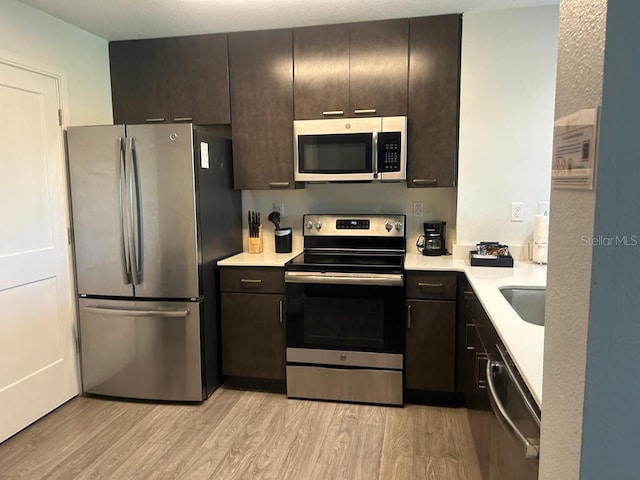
[66,123,241,401]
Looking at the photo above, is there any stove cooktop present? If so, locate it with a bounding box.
[286,250,405,273]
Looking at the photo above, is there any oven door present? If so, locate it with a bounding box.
[285,271,404,354]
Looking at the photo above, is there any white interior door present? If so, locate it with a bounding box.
[0,61,79,443]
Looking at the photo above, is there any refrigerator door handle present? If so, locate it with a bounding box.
[118,137,132,284]
[127,137,143,285]
[84,306,190,318]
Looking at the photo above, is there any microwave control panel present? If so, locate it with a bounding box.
[378,132,402,172]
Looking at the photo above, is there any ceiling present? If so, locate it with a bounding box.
[17,0,558,41]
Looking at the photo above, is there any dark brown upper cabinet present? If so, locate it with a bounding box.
[110,38,170,124]
[228,29,297,190]
[407,14,462,188]
[293,24,350,120]
[109,34,230,125]
[293,19,409,120]
[165,34,231,124]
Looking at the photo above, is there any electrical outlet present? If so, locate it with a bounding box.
[413,201,424,217]
[273,202,284,216]
[511,202,524,222]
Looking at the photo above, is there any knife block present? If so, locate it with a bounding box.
[248,226,263,254]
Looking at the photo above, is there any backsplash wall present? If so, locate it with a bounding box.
[241,183,457,254]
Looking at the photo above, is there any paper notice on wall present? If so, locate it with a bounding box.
[552,107,599,190]
[200,142,210,169]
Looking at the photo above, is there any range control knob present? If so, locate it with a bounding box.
[395,221,403,232]
[305,220,313,230]
[314,221,322,231]
[385,221,393,232]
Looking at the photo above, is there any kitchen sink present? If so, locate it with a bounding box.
[499,287,545,326]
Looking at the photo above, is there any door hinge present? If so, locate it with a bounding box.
[58,109,63,126]
[67,227,72,245]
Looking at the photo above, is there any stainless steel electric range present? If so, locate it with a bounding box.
[284,214,406,406]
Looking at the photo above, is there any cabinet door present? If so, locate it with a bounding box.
[349,19,409,117]
[109,39,171,124]
[293,24,350,120]
[166,34,231,124]
[407,15,462,188]
[228,29,295,190]
[221,292,286,380]
[405,299,456,392]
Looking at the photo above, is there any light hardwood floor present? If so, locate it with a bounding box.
[0,386,481,480]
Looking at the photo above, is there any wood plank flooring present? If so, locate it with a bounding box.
[0,386,481,480]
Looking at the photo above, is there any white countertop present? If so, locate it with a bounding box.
[219,250,547,406]
[406,253,546,407]
[217,250,302,268]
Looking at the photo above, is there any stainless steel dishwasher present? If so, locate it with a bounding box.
[486,344,541,480]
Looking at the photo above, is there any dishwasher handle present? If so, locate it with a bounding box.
[486,360,540,460]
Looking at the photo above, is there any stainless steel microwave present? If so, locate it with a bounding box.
[294,116,407,182]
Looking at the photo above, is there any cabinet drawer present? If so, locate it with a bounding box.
[220,267,285,294]
[406,272,457,300]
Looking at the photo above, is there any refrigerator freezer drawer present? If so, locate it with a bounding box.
[78,298,204,401]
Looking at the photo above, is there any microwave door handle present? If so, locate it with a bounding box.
[373,130,379,179]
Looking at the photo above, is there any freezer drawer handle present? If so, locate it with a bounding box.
[486,360,540,459]
[84,306,189,318]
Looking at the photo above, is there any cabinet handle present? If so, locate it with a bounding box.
[353,109,377,115]
[418,282,443,289]
[407,304,411,329]
[412,179,438,186]
[269,181,290,189]
[240,278,262,286]
[465,323,475,350]
[322,110,344,116]
[279,300,284,323]
[173,117,193,122]
[463,290,475,299]
[145,118,165,123]
[476,353,488,390]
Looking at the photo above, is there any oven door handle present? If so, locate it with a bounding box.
[284,271,403,287]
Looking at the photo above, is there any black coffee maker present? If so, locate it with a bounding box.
[422,221,446,256]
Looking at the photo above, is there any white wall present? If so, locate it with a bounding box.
[0,0,112,126]
[539,1,607,479]
[455,6,558,259]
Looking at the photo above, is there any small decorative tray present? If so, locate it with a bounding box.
[470,242,514,268]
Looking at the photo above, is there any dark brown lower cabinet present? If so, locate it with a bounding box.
[405,299,456,393]
[220,292,285,382]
